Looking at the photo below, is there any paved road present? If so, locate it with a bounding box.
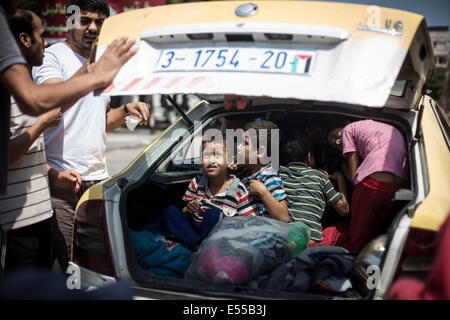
[105,126,162,176]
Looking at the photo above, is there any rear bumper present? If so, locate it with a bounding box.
[68,262,205,299]
[68,261,117,291]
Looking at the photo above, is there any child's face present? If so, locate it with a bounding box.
[202,141,228,178]
[328,127,343,151]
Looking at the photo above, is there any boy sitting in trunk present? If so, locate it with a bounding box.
[230,120,290,223]
[279,132,349,245]
[161,134,255,250]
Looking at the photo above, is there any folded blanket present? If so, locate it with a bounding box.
[129,227,192,278]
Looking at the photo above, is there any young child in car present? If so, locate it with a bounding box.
[161,135,255,250]
[230,120,290,223]
[328,119,407,251]
[279,132,350,245]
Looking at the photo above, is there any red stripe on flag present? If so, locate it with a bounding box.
[163,77,182,89]
[297,55,312,60]
[122,77,143,91]
[142,77,162,90]
[186,76,205,88]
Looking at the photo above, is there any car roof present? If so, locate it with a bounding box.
[96,1,434,109]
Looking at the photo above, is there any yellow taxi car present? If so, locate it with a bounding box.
[70,1,450,299]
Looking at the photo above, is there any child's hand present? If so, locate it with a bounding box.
[248,180,268,198]
[185,200,202,216]
[227,163,238,172]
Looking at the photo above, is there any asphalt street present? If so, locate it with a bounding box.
[105,126,162,177]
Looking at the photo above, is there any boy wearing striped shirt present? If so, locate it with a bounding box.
[161,136,255,249]
[279,133,349,245]
[233,120,290,223]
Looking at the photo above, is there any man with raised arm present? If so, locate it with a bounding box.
[0,0,137,196]
[32,0,149,272]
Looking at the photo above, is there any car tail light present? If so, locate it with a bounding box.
[392,227,439,282]
[402,227,439,258]
[72,200,115,276]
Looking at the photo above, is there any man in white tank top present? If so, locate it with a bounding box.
[32,0,149,272]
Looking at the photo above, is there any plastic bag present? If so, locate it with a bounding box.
[185,215,310,285]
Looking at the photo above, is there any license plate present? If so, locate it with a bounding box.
[154,47,315,75]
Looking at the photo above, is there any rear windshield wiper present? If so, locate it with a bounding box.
[164,95,194,128]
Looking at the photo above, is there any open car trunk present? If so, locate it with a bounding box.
[71,1,438,299]
[120,103,414,300]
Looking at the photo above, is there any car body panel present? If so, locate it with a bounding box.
[75,183,103,212]
[97,1,421,48]
[411,98,450,231]
[95,1,433,109]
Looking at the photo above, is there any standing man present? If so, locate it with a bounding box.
[33,0,149,272]
[0,9,62,274]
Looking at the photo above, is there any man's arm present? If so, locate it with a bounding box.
[249,180,290,222]
[0,37,137,116]
[39,63,90,113]
[345,151,359,184]
[9,108,61,165]
[105,102,149,131]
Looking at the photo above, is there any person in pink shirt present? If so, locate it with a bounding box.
[328,119,407,251]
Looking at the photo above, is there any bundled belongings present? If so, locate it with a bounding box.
[248,245,356,293]
[130,222,193,278]
[185,215,310,285]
